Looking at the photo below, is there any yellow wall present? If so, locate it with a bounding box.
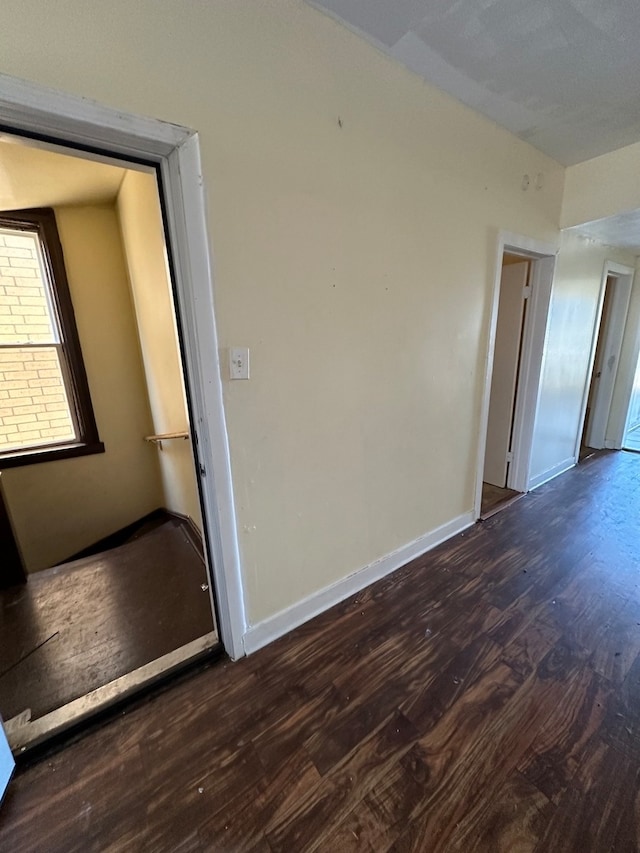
[117,169,202,529]
[2,205,164,570]
[0,0,566,623]
[561,141,640,228]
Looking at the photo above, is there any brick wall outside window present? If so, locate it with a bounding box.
[0,230,76,451]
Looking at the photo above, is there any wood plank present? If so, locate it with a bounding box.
[517,667,611,802]
[265,710,419,852]
[531,738,640,853]
[446,770,555,853]
[389,644,583,852]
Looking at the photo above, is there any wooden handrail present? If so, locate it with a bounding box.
[144,431,189,449]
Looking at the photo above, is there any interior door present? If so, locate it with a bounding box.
[484,261,529,487]
[0,717,14,805]
[585,275,631,449]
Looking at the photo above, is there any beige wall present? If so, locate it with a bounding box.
[117,169,202,529]
[561,142,640,228]
[529,232,637,484]
[2,204,164,571]
[0,0,566,624]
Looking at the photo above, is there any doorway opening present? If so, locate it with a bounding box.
[575,261,634,462]
[580,275,616,459]
[0,130,222,753]
[481,253,530,517]
[475,233,557,520]
[622,350,640,452]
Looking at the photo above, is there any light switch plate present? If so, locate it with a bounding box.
[230,347,250,380]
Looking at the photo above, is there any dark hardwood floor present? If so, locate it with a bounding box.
[0,519,213,721]
[2,449,640,851]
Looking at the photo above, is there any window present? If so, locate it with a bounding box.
[0,208,103,467]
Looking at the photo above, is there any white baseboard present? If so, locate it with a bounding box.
[528,457,575,491]
[242,510,475,655]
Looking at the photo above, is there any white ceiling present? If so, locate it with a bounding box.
[0,138,125,210]
[308,0,640,167]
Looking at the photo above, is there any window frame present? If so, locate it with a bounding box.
[0,207,104,468]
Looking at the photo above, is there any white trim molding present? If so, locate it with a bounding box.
[0,72,247,659]
[243,511,475,655]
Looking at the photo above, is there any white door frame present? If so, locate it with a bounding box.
[574,260,634,456]
[0,73,247,659]
[474,231,557,519]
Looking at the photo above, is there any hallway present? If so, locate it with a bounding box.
[2,450,640,851]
